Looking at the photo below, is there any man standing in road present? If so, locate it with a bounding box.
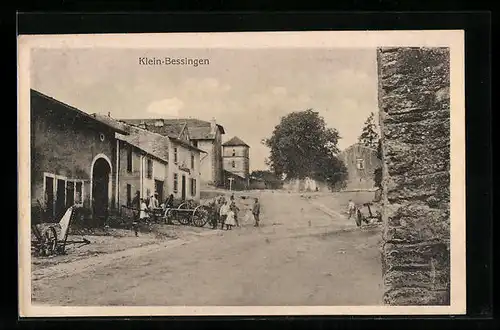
[252,198,261,227]
[219,198,230,229]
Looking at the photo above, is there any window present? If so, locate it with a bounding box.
[191,154,195,169]
[174,148,178,164]
[192,140,198,147]
[356,158,365,170]
[232,160,236,168]
[126,184,132,206]
[232,149,236,156]
[43,173,84,218]
[127,145,133,172]
[191,178,197,196]
[146,158,153,179]
[173,173,178,193]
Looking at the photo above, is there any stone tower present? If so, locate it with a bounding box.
[222,136,250,181]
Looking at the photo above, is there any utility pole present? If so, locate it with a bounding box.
[228,177,234,191]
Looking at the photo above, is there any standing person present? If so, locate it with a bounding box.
[225,204,236,230]
[219,199,229,230]
[252,198,261,227]
[347,199,356,219]
[149,193,159,210]
[231,200,240,227]
[210,198,219,229]
[131,191,140,237]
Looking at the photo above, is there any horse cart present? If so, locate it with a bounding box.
[31,205,90,256]
[355,202,382,227]
[164,201,212,227]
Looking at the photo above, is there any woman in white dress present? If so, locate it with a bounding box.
[225,205,236,230]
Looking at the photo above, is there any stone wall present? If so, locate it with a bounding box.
[377,47,450,305]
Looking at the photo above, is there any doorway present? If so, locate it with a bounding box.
[55,179,66,221]
[44,176,54,220]
[92,157,111,226]
[155,179,164,204]
[181,175,186,201]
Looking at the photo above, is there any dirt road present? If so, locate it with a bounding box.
[32,191,383,306]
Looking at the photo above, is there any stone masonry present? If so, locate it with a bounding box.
[377,47,450,305]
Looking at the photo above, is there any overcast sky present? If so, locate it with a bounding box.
[31,47,379,171]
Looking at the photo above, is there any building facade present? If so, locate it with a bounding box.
[338,143,381,190]
[30,90,129,226]
[108,117,204,205]
[120,118,225,188]
[222,136,250,189]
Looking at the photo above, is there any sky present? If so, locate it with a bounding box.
[31,47,379,171]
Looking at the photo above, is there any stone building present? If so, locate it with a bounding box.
[121,118,225,188]
[378,47,450,305]
[338,143,381,190]
[222,136,250,189]
[97,116,205,205]
[30,89,129,226]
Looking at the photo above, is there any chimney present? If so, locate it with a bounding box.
[107,112,111,117]
[210,117,217,134]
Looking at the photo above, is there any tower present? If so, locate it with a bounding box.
[222,136,250,188]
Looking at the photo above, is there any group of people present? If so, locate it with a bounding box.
[130,191,176,236]
[208,194,261,230]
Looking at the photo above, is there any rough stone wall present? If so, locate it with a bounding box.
[378,47,450,305]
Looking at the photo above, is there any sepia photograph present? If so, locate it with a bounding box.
[17,31,466,316]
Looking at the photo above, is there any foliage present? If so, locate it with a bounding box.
[263,109,347,187]
[358,112,379,149]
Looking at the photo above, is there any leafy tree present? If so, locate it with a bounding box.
[358,112,379,149]
[263,109,347,188]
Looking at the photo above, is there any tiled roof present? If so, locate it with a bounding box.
[222,136,249,147]
[116,125,170,163]
[120,118,225,140]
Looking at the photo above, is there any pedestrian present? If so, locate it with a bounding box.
[230,200,240,227]
[347,199,356,219]
[210,198,219,229]
[219,199,230,229]
[149,193,159,210]
[131,191,140,237]
[252,198,261,227]
[225,204,236,230]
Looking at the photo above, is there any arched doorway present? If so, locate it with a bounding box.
[92,157,111,226]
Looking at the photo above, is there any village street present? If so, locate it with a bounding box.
[32,191,383,306]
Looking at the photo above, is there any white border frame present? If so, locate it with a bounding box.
[18,30,466,317]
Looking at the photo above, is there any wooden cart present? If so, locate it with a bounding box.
[164,201,211,227]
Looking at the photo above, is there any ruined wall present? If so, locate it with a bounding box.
[378,47,450,305]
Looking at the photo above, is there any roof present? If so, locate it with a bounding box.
[120,118,225,140]
[222,136,250,147]
[113,123,170,163]
[31,89,129,135]
[223,170,246,180]
[340,143,377,154]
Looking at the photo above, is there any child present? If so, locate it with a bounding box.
[347,199,356,219]
[225,205,236,230]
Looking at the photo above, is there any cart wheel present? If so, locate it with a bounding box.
[177,211,191,225]
[192,206,209,227]
[43,226,58,255]
[355,210,362,227]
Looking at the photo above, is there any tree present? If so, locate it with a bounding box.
[358,112,379,149]
[250,170,283,189]
[263,109,347,187]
